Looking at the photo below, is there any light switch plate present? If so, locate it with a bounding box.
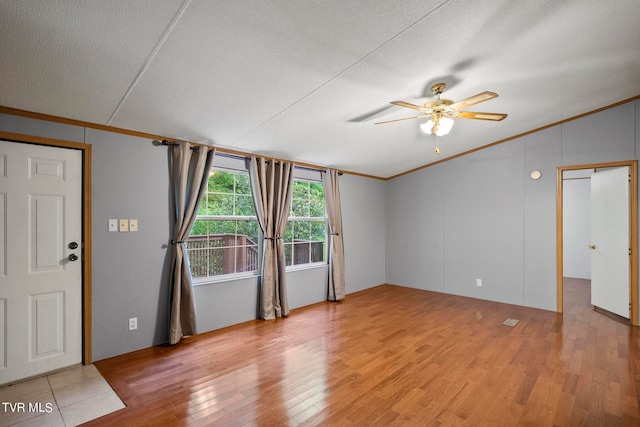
[119,219,129,232]
[129,219,138,232]
[108,219,118,232]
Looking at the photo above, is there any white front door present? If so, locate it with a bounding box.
[0,140,83,385]
[590,166,630,318]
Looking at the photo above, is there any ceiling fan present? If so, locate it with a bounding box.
[375,83,507,139]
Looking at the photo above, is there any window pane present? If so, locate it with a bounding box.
[237,244,258,272]
[236,194,255,216]
[285,179,327,266]
[283,224,293,243]
[187,221,208,278]
[237,220,259,245]
[197,193,209,215]
[209,171,234,193]
[310,201,324,217]
[291,198,309,217]
[235,173,251,195]
[292,181,308,199]
[190,219,208,236]
[310,240,324,263]
[293,221,311,241]
[284,243,292,266]
[309,182,323,197]
[209,193,234,215]
[310,221,326,242]
[211,247,229,275]
[293,242,311,265]
[209,220,236,246]
[187,247,209,278]
[188,219,262,278]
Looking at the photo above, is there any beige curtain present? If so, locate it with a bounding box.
[323,169,345,301]
[248,156,294,319]
[169,142,215,345]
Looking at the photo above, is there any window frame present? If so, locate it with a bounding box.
[188,167,261,283]
[283,177,328,270]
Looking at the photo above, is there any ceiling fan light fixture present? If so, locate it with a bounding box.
[436,117,454,136]
[420,119,435,135]
[420,116,454,136]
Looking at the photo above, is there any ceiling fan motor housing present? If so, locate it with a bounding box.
[431,83,446,95]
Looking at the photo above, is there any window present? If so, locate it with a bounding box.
[187,169,259,279]
[187,161,327,280]
[284,180,326,267]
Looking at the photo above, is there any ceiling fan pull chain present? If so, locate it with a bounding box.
[435,136,440,154]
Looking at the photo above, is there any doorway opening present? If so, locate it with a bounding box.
[556,160,638,325]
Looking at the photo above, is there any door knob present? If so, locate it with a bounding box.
[588,244,596,250]
[68,253,79,262]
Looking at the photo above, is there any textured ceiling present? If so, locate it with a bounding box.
[1,0,639,178]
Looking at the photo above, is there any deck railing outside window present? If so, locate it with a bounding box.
[186,234,258,277]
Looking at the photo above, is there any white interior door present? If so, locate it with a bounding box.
[590,166,630,318]
[0,140,83,385]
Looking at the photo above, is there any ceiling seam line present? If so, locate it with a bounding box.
[232,0,453,144]
[106,0,193,126]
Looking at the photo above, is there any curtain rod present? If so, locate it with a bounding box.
[256,159,343,175]
[156,139,342,175]
[154,139,205,150]
[295,164,343,175]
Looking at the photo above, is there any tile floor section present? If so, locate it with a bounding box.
[0,365,124,426]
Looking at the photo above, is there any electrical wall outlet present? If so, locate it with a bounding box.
[129,219,138,232]
[476,278,482,287]
[108,219,118,232]
[119,219,129,232]
[129,317,137,331]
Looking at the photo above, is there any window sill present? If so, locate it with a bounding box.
[192,272,259,287]
[285,262,329,273]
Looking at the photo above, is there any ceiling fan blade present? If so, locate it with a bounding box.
[450,91,498,110]
[375,115,427,125]
[457,111,507,121]
[390,101,424,111]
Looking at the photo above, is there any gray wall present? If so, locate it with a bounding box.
[0,113,387,361]
[341,174,387,294]
[386,100,639,315]
[88,129,173,360]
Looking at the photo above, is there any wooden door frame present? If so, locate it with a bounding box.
[556,160,638,325]
[0,131,92,363]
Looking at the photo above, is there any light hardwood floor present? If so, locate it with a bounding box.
[89,279,640,426]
